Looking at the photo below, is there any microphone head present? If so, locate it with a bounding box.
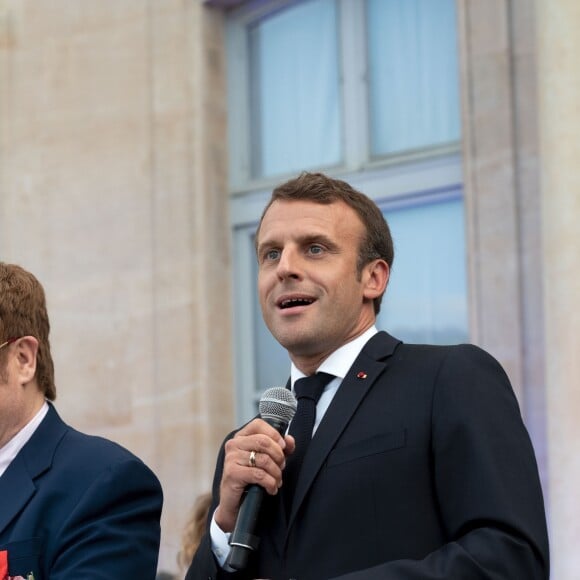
[259,387,297,425]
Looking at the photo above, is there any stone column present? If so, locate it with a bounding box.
[456,0,524,397]
[145,0,232,571]
[456,0,549,508]
[536,1,580,578]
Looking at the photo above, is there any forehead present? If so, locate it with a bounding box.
[258,199,364,244]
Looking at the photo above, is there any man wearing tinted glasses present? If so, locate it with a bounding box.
[0,262,163,579]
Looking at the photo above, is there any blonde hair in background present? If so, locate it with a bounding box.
[177,491,212,572]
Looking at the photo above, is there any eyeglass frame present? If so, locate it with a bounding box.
[0,337,19,350]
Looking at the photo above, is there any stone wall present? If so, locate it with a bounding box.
[537,1,580,577]
[0,0,232,572]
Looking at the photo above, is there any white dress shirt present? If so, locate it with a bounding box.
[211,326,379,567]
[0,400,49,478]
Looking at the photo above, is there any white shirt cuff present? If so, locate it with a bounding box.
[210,509,233,569]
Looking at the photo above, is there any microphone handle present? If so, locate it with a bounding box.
[226,484,264,570]
[226,417,287,571]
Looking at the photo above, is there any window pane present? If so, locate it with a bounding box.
[251,250,290,395]
[367,0,461,155]
[378,195,468,344]
[249,0,342,178]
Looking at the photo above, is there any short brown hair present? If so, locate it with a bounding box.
[0,262,56,400]
[255,172,394,314]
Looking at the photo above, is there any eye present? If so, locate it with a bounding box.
[264,249,280,261]
[308,244,324,256]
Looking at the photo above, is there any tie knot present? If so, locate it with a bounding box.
[293,372,333,404]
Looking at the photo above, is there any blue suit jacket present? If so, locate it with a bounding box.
[0,404,163,579]
[187,332,549,579]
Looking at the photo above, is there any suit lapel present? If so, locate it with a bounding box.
[0,405,67,537]
[286,332,401,534]
[0,455,36,536]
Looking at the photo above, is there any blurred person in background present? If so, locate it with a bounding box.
[178,491,213,574]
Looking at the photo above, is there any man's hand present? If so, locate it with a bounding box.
[215,418,295,532]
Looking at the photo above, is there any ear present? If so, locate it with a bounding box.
[14,336,39,384]
[362,259,390,301]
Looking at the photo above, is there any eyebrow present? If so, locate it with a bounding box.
[257,233,339,254]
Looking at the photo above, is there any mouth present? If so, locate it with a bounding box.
[277,296,316,310]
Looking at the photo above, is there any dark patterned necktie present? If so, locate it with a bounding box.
[284,372,334,514]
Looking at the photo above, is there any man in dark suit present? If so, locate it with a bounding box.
[186,172,549,579]
[0,262,163,579]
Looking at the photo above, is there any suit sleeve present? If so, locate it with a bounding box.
[334,344,549,579]
[185,431,248,580]
[48,455,163,580]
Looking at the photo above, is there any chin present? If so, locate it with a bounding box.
[275,332,321,357]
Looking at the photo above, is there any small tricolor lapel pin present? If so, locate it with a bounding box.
[356,371,368,379]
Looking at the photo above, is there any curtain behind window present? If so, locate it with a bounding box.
[249,0,342,178]
[367,0,461,155]
[378,194,468,343]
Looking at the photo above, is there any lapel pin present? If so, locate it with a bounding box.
[356,371,368,379]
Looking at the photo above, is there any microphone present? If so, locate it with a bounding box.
[226,386,297,571]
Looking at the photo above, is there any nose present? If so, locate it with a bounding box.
[276,247,302,280]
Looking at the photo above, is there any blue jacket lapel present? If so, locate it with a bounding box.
[0,405,67,537]
[0,456,36,536]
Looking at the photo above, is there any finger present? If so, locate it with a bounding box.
[244,448,286,476]
[224,436,287,490]
[237,418,287,449]
[222,449,282,498]
[227,441,286,478]
[229,432,287,467]
[283,434,296,456]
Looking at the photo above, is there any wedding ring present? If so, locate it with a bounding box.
[249,450,257,468]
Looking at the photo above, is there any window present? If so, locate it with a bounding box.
[248,0,342,178]
[378,190,468,344]
[227,0,466,420]
[367,0,461,156]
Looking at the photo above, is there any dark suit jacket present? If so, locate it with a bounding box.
[186,332,549,580]
[0,404,163,579]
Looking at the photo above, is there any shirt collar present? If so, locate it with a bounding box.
[290,325,378,386]
[0,400,49,478]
